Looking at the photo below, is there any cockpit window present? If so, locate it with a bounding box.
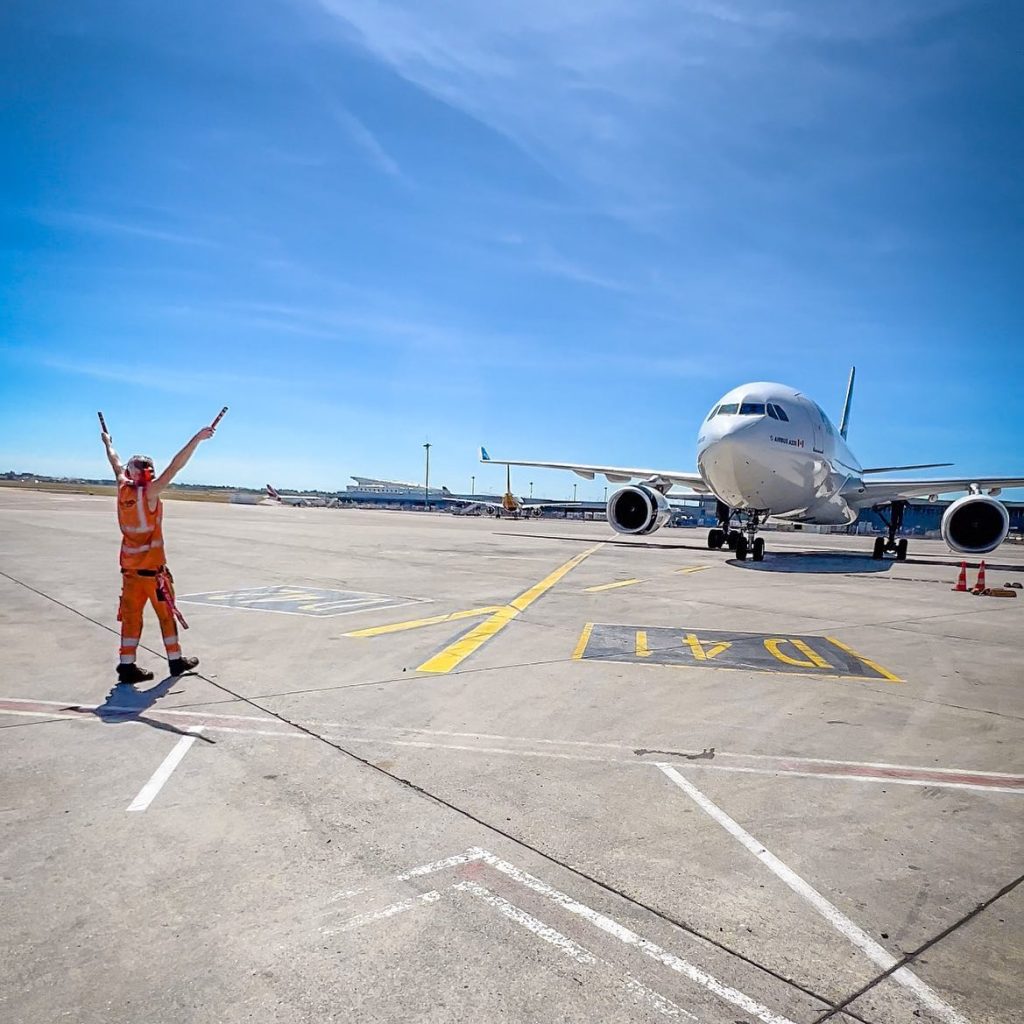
[739,402,765,415]
[766,404,779,420]
[772,404,790,422]
[705,406,719,421]
[717,403,739,415]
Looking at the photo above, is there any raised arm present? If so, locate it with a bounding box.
[150,426,216,502]
[101,432,126,485]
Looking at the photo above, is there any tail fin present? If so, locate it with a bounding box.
[480,446,492,462]
[839,366,855,440]
[266,484,281,501]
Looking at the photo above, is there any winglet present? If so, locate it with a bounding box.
[839,366,855,440]
[480,446,491,462]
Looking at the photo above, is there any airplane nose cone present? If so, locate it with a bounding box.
[698,422,768,507]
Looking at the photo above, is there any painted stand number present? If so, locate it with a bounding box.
[575,624,901,682]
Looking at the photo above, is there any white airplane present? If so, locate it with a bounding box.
[481,369,1024,562]
[265,484,331,508]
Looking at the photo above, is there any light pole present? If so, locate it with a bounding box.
[573,482,577,502]
[604,486,608,502]
[423,442,431,511]
[529,481,533,499]
[471,475,475,496]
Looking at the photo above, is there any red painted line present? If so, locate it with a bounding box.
[3,697,1023,792]
[775,759,1024,790]
[0,698,300,737]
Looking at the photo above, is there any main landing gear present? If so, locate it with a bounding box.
[707,502,766,561]
[872,501,909,561]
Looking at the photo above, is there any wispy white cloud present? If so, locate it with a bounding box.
[326,104,403,178]
[530,250,635,294]
[309,0,968,222]
[0,347,282,396]
[34,210,215,247]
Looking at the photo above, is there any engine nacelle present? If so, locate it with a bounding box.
[941,495,1009,554]
[606,485,671,536]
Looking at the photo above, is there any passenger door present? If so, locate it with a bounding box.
[810,404,825,454]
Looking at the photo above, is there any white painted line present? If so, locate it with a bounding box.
[470,849,798,1024]
[668,763,1024,795]
[657,766,971,1024]
[317,734,1024,795]
[322,848,789,1020]
[5,697,1021,793]
[326,852,486,907]
[9,697,1023,779]
[0,697,283,724]
[396,850,484,881]
[324,890,443,934]
[126,726,205,812]
[454,880,596,964]
[454,880,696,1020]
[326,887,369,905]
[0,709,88,721]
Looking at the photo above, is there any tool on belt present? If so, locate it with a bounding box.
[118,568,191,629]
[156,569,189,630]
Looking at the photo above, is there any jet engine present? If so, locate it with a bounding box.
[606,485,671,536]
[940,495,1009,554]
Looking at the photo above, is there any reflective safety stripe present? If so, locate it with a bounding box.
[121,540,164,554]
[119,654,136,664]
[121,636,140,647]
[122,524,151,534]
[136,486,149,530]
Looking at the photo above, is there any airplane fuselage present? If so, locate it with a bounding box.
[696,382,863,525]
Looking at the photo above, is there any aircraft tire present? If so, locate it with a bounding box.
[708,528,723,549]
[752,537,765,562]
[896,538,908,561]
[734,535,748,561]
[872,536,885,560]
[727,530,741,551]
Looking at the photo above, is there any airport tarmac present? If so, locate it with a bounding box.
[1,488,1022,1024]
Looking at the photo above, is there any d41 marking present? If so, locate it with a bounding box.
[574,623,901,682]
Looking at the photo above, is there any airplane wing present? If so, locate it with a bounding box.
[479,448,708,491]
[855,475,1024,507]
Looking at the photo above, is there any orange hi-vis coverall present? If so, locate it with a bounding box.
[117,483,182,665]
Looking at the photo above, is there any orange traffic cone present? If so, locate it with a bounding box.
[952,562,968,592]
[972,560,987,594]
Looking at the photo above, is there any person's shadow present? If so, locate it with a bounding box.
[63,677,216,743]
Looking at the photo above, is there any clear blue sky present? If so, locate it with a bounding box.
[1,1,1021,499]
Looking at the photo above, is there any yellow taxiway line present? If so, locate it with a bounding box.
[585,566,710,593]
[418,545,603,674]
[585,578,643,593]
[345,606,504,638]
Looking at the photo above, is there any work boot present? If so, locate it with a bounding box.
[168,655,199,677]
[117,663,154,685]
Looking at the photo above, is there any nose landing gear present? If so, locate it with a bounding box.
[707,504,767,561]
[871,501,909,561]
